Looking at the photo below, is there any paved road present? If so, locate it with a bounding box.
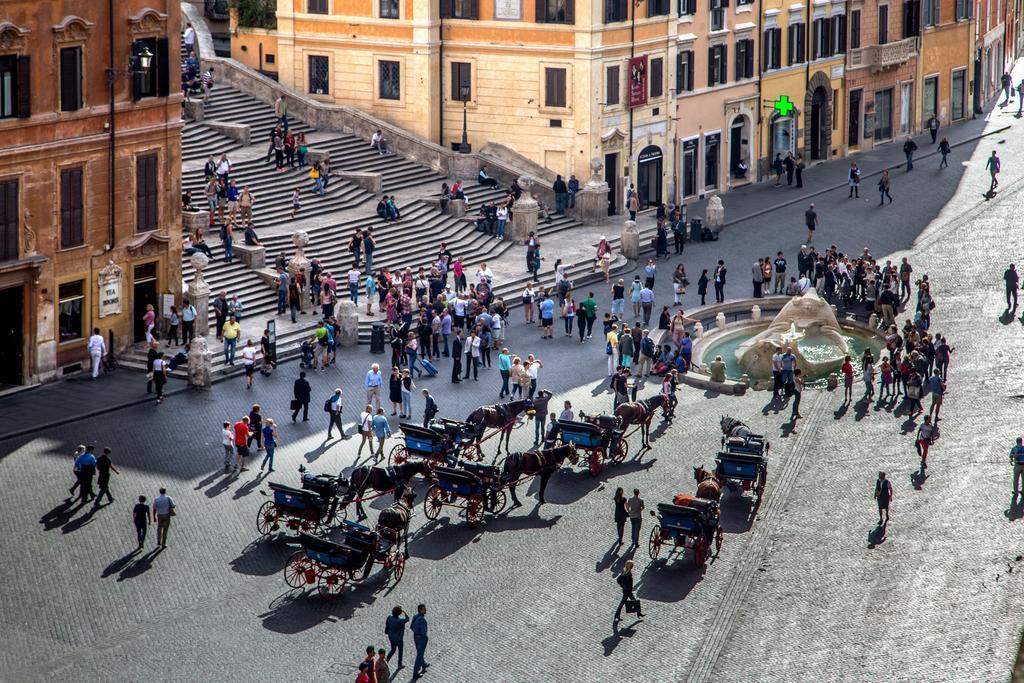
[3,101,1024,682]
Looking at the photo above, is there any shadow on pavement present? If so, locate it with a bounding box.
[602,623,639,656]
[542,458,657,506]
[231,536,292,577]
[260,584,379,633]
[116,546,164,580]
[718,494,756,533]
[406,517,481,561]
[1005,495,1024,521]
[636,562,703,603]
[867,524,887,548]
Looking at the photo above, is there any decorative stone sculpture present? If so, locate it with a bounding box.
[190,252,210,292]
[586,157,605,187]
[826,373,839,390]
[337,301,359,348]
[189,252,211,337]
[705,195,725,233]
[751,305,761,322]
[187,335,212,388]
[577,159,611,225]
[22,209,36,256]
[692,321,704,339]
[509,175,539,244]
[868,313,878,330]
[619,220,640,260]
[715,312,727,331]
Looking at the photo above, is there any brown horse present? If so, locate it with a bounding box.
[500,443,578,506]
[342,461,431,520]
[692,466,722,501]
[614,395,667,448]
[466,390,553,455]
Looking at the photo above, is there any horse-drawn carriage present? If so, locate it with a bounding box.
[648,496,723,568]
[256,480,344,536]
[388,419,480,467]
[693,416,769,508]
[283,495,414,598]
[714,451,768,506]
[556,418,628,476]
[423,464,507,528]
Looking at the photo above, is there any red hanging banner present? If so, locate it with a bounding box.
[628,55,648,108]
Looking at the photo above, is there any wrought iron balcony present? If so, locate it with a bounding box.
[847,37,918,73]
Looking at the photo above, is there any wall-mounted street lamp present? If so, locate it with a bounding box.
[105,45,152,84]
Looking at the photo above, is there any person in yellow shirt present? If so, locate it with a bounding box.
[222,315,241,365]
[606,323,620,377]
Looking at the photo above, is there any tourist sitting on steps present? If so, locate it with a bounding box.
[478,166,499,188]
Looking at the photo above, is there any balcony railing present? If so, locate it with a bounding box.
[847,37,918,72]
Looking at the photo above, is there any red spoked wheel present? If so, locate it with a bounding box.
[388,444,407,466]
[466,494,485,528]
[611,438,629,463]
[317,566,347,599]
[256,501,278,536]
[391,552,406,584]
[488,489,508,515]
[423,485,443,520]
[299,511,320,534]
[715,525,724,555]
[648,525,663,560]
[693,535,708,568]
[588,448,604,477]
[755,466,768,506]
[460,442,483,462]
[284,551,315,588]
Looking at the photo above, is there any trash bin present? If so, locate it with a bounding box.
[690,218,702,241]
[370,321,386,354]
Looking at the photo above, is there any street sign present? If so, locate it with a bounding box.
[773,95,795,117]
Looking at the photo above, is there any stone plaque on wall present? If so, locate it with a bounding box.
[495,0,522,20]
[98,260,123,319]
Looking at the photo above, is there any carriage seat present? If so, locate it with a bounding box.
[433,466,482,486]
[555,419,605,435]
[301,472,339,498]
[580,413,621,430]
[715,451,765,465]
[459,461,500,480]
[669,496,719,518]
[298,532,362,558]
[269,482,325,508]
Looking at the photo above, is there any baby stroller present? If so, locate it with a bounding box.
[299,340,316,369]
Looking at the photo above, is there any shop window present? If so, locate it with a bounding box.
[58,280,85,343]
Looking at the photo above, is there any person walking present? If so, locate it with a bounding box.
[986,150,1001,195]
[1004,263,1019,310]
[916,415,937,470]
[841,355,854,402]
[878,169,893,205]
[805,203,818,243]
[927,370,945,421]
[926,114,939,143]
[1011,437,1024,495]
[365,363,383,410]
[222,314,240,365]
[260,419,278,472]
[790,369,804,419]
[411,604,430,679]
[74,446,98,504]
[132,495,150,549]
[614,560,644,623]
[93,447,119,507]
[422,388,438,427]
[357,405,375,459]
[371,408,392,461]
[613,487,628,546]
[938,137,951,168]
[292,371,311,422]
[326,388,344,439]
[450,329,464,383]
[385,606,410,669]
[498,347,512,397]
[903,136,918,171]
[374,648,390,683]
[87,328,106,380]
[874,472,892,526]
[847,163,860,198]
[153,487,176,548]
[241,339,257,389]
[626,488,644,547]
[221,421,234,472]
[233,416,251,472]
[795,153,805,188]
[713,260,727,303]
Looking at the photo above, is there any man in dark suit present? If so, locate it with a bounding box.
[422,389,438,428]
[291,371,311,422]
[450,330,464,383]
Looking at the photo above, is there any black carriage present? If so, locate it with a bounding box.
[388,420,480,467]
[423,464,506,528]
[714,451,768,506]
[283,520,406,599]
[556,418,627,476]
[257,483,338,536]
[648,498,723,568]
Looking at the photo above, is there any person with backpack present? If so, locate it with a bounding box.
[637,329,656,378]
[326,388,344,440]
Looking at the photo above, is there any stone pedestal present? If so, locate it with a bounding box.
[337,301,359,348]
[619,220,640,260]
[751,305,761,322]
[288,231,311,314]
[509,175,539,244]
[306,148,330,165]
[183,99,205,122]
[233,243,266,269]
[575,186,609,225]
[693,322,704,339]
[447,198,466,217]
[705,195,725,234]
[188,252,211,338]
[187,336,212,388]
[183,209,209,235]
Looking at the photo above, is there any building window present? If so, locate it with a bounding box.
[763,27,782,70]
[708,44,728,86]
[788,23,805,65]
[951,69,966,120]
[308,55,329,94]
[308,0,329,13]
[0,179,17,262]
[0,55,29,119]
[442,0,480,18]
[451,62,471,101]
[704,132,720,189]
[58,280,85,343]
[874,87,893,140]
[678,0,696,14]
[735,39,754,79]
[380,0,400,18]
[903,0,921,37]
[710,0,727,30]
[60,168,84,248]
[537,0,575,23]
[605,0,629,22]
[131,38,169,101]
[676,50,694,92]
[923,75,938,120]
[379,61,401,100]
[850,10,861,49]
[59,47,83,112]
[812,17,831,59]
[830,14,847,54]
[606,65,620,105]
[136,153,158,233]
[878,5,889,44]
[955,0,970,19]
[649,0,671,15]
[923,0,938,24]
[649,57,663,97]
[544,67,567,107]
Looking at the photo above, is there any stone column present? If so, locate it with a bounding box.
[575,157,609,226]
[509,175,539,244]
[705,195,725,235]
[337,300,360,347]
[188,252,211,338]
[448,198,466,217]
[620,220,640,260]
[288,230,311,314]
[187,335,212,388]
[183,209,209,235]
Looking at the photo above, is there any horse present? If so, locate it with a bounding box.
[376,492,416,559]
[614,395,667,448]
[466,390,554,455]
[500,443,578,506]
[720,415,755,439]
[341,460,431,521]
[692,465,722,501]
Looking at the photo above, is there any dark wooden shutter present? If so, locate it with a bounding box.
[535,0,546,22]
[469,0,480,18]
[440,0,453,17]
[745,40,754,77]
[708,47,715,86]
[720,44,727,84]
[16,56,30,118]
[60,168,84,248]
[451,62,471,100]
[734,44,743,81]
[650,58,662,97]
[156,38,170,97]
[60,48,80,111]
[763,32,771,70]
[0,180,17,261]
[564,0,575,23]
[136,154,158,233]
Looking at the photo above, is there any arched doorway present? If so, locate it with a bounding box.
[728,115,749,180]
[803,72,833,161]
[810,86,828,160]
[636,145,663,210]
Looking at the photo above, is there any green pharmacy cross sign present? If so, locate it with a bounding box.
[773,95,795,117]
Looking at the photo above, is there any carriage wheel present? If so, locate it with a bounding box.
[256,501,277,536]
[388,444,407,466]
[693,535,708,568]
[284,551,315,588]
[466,494,485,528]
[423,485,443,520]
[461,443,482,462]
[611,439,629,463]
[648,525,663,560]
[588,448,604,477]
[489,489,508,515]
[299,511,320,534]
[391,552,406,584]
[715,525,724,555]
[317,567,347,599]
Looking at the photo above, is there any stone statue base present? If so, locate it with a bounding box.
[337,301,359,348]
[619,220,640,260]
[509,202,538,245]
[187,336,212,388]
[575,184,609,225]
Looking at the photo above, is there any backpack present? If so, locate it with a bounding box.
[323,398,333,413]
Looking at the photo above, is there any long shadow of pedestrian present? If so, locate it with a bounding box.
[595,541,626,574]
[833,401,849,420]
[867,524,887,549]
[761,396,785,416]
[102,548,143,578]
[62,505,98,534]
[194,470,224,490]
[910,468,927,490]
[999,309,1016,325]
[204,473,235,498]
[233,474,266,500]
[39,498,79,531]
[900,415,918,435]
[1005,495,1024,521]
[305,439,336,463]
[779,418,798,438]
[853,397,871,421]
[117,547,163,581]
[601,624,639,656]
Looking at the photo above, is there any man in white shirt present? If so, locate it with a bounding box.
[357,404,374,459]
[183,24,195,51]
[221,422,234,472]
[476,263,494,285]
[152,487,176,548]
[491,311,503,344]
[87,327,106,379]
[771,349,784,399]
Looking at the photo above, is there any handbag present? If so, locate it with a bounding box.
[290,399,302,410]
[625,599,641,614]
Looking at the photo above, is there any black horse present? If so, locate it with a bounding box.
[614,394,668,448]
[500,443,578,506]
[466,390,554,455]
[376,492,416,561]
[342,460,431,521]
